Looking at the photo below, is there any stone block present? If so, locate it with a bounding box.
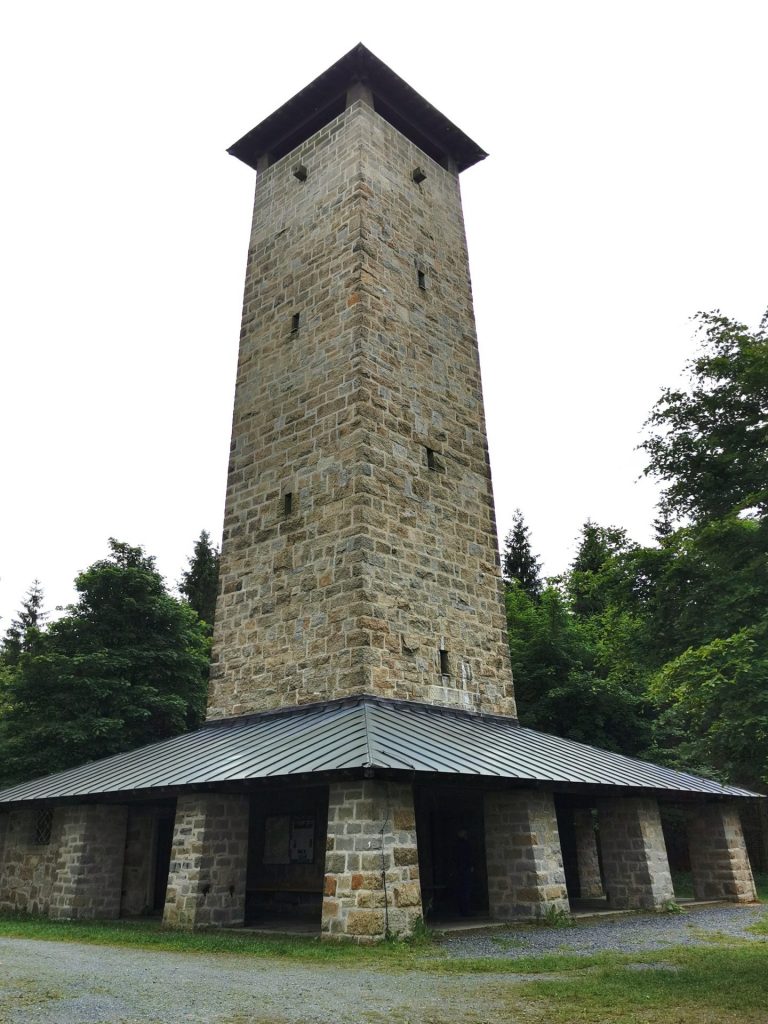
[346,909,386,936]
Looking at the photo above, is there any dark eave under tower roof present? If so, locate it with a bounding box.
[227,43,488,173]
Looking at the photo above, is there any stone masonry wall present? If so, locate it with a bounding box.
[207,98,515,720]
[163,794,249,928]
[0,807,63,915]
[48,805,128,920]
[686,803,757,902]
[348,102,515,716]
[597,797,674,910]
[322,780,422,941]
[484,790,569,919]
[573,808,604,898]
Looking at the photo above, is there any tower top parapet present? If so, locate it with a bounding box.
[227,42,488,173]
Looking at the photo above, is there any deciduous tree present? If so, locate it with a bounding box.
[0,540,209,786]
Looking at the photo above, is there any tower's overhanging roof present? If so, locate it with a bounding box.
[0,697,758,804]
[228,43,488,173]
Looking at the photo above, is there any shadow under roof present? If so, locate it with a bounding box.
[0,697,758,805]
[228,43,488,173]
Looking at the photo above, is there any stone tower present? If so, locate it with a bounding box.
[0,44,759,946]
[207,44,516,722]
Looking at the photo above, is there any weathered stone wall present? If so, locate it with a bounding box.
[163,794,249,928]
[208,97,515,720]
[597,797,674,910]
[0,807,62,914]
[48,805,128,920]
[322,780,422,941]
[687,803,757,902]
[484,790,569,919]
[572,808,604,899]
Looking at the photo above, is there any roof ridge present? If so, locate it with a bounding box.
[362,701,375,768]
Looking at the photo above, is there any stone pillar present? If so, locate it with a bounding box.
[484,790,569,919]
[49,805,128,920]
[322,780,422,942]
[573,808,604,898]
[597,797,674,910]
[163,794,249,928]
[686,803,757,902]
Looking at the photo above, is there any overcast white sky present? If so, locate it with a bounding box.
[1,0,766,627]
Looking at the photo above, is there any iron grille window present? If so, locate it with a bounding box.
[33,808,53,846]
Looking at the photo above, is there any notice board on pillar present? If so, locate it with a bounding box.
[263,814,315,865]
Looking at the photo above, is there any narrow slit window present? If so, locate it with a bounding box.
[426,447,436,470]
[417,270,427,291]
[34,808,53,846]
[283,492,293,516]
[439,649,450,676]
[291,313,301,334]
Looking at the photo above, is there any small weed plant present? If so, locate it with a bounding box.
[535,905,575,928]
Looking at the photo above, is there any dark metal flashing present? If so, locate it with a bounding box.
[227,43,488,173]
[0,695,759,807]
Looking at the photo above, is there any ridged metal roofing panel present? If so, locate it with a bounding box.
[0,697,757,803]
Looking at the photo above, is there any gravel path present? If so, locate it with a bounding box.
[0,939,511,1024]
[0,904,764,1024]
[436,903,768,959]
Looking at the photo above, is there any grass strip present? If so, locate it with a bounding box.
[515,944,768,1023]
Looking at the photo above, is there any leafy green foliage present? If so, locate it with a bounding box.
[506,582,651,755]
[650,623,768,788]
[641,309,768,524]
[0,540,209,786]
[567,521,631,619]
[503,310,768,791]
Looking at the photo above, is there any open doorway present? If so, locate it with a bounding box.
[415,784,489,922]
[120,801,175,918]
[245,785,328,931]
[554,797,606,910]
[152,813,175,913]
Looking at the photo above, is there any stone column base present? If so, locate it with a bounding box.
[687,803,757,902]
[573,808,604,899]
[597,797,674,910]
[322,780,422,942]
[163,794,249,928]
[484,790,569,920]
[50,805,128,920]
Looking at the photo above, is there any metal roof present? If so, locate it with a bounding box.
[0,696,758,804]
[228,43,488,173]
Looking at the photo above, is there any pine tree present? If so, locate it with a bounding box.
[568,521,629,619]
[178,530,221,628]
[502,510,542,599]
[1,580,46,666]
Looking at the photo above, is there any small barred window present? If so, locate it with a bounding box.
[34,808,53,846]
